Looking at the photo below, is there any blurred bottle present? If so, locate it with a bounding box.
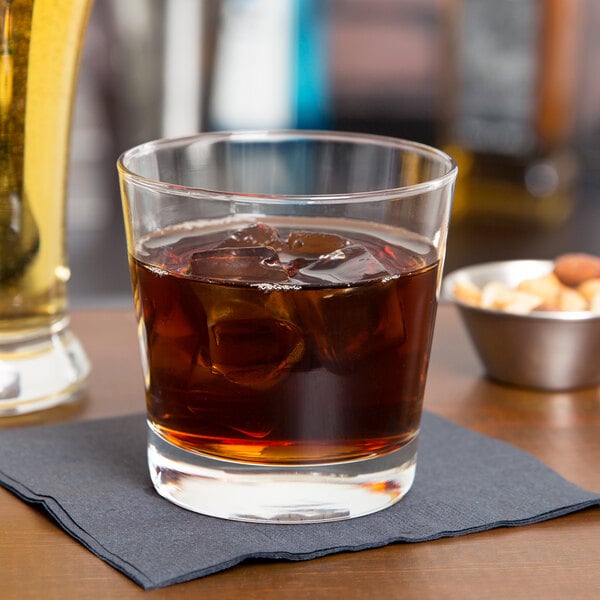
[441,0,583,227]
[208,0,330,130]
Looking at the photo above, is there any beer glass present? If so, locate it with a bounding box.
[118,131,457,522]
[0,0,92,416]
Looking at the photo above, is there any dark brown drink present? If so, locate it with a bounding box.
[131,218,439,465]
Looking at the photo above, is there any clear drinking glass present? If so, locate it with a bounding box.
[0,0,92,416]
[118,130,457,523]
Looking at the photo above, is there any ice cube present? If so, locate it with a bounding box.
[216,223,283,250]
[146,289,212,385]
[294,244,391,285]
[287,231,348,256]
[209,317,305,389]
[189,246,291,284]
[295,282,406,374]
[193,275,306,389]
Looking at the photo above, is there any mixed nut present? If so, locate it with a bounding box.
[453,253,600,314]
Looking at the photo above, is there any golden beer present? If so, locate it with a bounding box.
[0,0,92,414]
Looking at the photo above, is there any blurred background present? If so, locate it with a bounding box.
[66,0,600,308]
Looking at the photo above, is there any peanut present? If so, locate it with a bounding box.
[556,288,588,311]
[503,291,544,314]
[578,278,600,302]
[452,252,600,314]
[480,281,515,310]
[453,280,482,306]
[517,273,562,309]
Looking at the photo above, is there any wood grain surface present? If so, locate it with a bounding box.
[1,305,598,599]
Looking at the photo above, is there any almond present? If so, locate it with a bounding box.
[553,253,600,287]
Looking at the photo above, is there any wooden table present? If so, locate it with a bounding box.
[1,305,599,599]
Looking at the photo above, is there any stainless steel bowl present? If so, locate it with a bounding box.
[442,260,600,391]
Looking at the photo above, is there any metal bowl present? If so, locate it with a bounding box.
[442,260,600,391]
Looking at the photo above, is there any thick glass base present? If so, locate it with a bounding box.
[0,317,90,416]
[148,424,418,523]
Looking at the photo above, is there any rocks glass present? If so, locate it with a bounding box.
[118,131,456,522]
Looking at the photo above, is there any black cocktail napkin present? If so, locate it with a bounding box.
[0,412,598,590]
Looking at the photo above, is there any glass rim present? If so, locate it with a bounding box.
[116,129,458,204]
